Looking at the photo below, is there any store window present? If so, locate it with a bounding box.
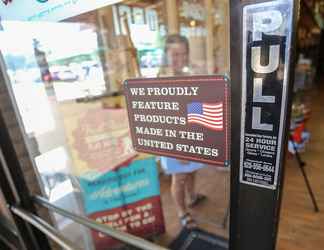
[0,0,230,249]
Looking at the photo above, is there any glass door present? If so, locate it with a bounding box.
[0,1,230,249]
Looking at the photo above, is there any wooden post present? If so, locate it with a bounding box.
[205,0,214,74]
[97,7,115,92]
[165,0,179,34]
[97,6,116,50]
[121,15,141,77]
[219,0,230,74]
[223,0,230,74]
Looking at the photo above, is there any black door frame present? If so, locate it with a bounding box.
[229,1,299,250]
[0,109,51,250]
[0,215,20,250]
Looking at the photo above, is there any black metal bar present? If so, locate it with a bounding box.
[0,237,12,250]
[0,111,51,250]
[229,1,243,249]
[0,218,20,249]
[296,158,320,212]
[33,195,169,250]
[0,215,18,237]
[230,1,299,250]
[11,206,82,250]
[0,146,33,250]
[289,135,319,212]
[293,147,306,167]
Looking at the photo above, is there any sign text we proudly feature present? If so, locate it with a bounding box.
[124,76,230,166]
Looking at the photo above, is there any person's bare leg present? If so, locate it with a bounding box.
[171,173,187,217]
[186,172,206,207]
[172,173,197,228]
[186,172,196,202]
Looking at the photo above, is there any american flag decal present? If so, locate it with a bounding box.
[187,102,223,131]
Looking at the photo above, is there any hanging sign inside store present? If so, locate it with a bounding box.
[79,157,165,250]
[124,75,230,166]
[239,0,293,189]
[0,0,122,22]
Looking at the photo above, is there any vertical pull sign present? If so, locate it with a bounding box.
[240,0,293,189]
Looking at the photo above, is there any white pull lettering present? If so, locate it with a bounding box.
[252,10,283,41]
[252,107,273,131]
[251,45,280,73]
[253,78,275,103]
